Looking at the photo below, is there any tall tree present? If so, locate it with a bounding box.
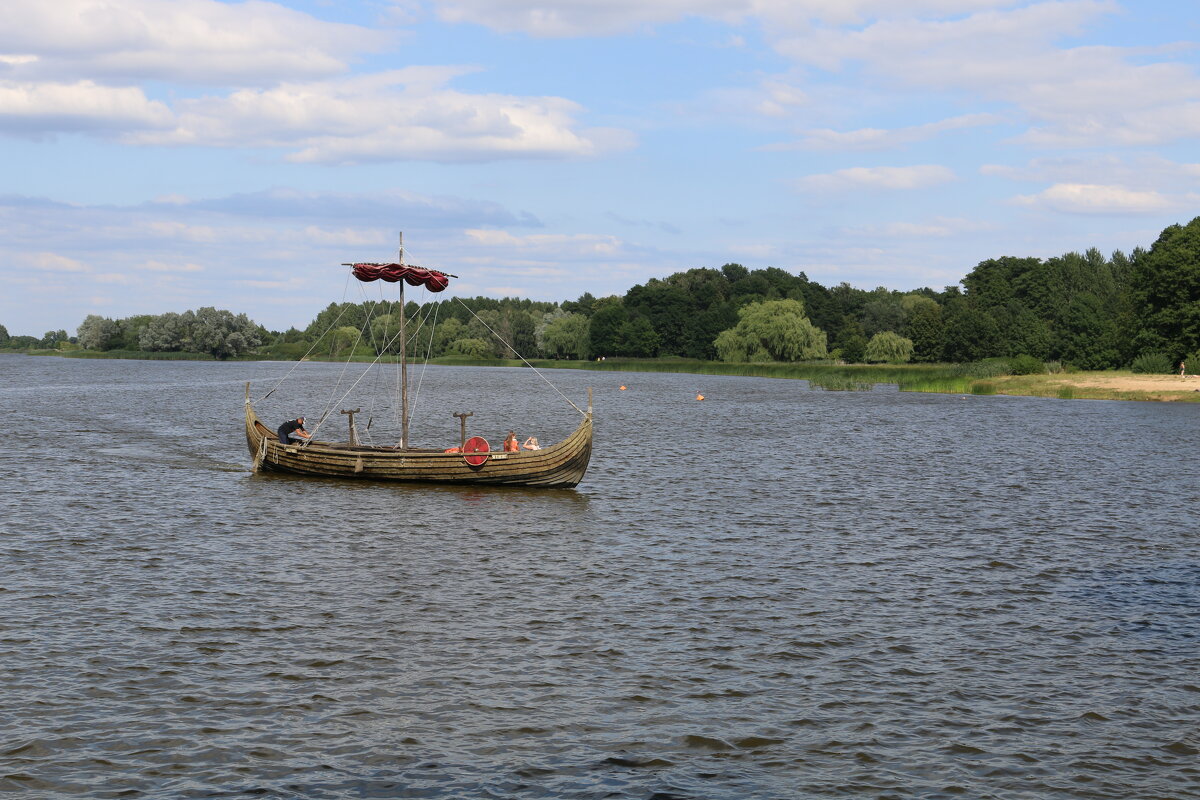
[77,315,121,350]
[538,312,590,359]
[864,331,914,363]
[1130,216,1200,360]
[588,298,628,357]
[714,299,827,362]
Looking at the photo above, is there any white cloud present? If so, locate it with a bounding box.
[1013,183,1172,214]
[0,80,172,132]
[142,260,204,273]
[771,1,1116,72]
[300,226,389,247]
[95,273,134,284]
[760,2,1200,148]
[0,0,382,84]
[794,164,956,192]
[0,2,628,164]
[464,229,622,256]
[841,217,996,238]
[119,69,632,163]
[772,113,1003,151]
[23,252,90,272]
[424,0,1023,37]
[430,0,742,37]
[982,156,1200,194]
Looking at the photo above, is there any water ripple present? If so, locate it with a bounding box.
[2,356,1199,798]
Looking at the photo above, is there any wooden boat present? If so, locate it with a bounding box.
[244,235,593,488]
[244,392,592,487]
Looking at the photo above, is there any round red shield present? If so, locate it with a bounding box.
[462,436,490,467]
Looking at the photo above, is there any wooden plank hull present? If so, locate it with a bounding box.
[245,402,592,488]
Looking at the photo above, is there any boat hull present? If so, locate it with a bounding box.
[245,403,592,488]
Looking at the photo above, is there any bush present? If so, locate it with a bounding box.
[954,358,1010,378]
[1130,352,1173,374]
[1185,351,1200,375]
[1008,354,1044,375]
[863,331,914,364]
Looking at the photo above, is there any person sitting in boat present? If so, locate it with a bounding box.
[522,436,541,450]
[277,416,312,445]
[503,431,520,452]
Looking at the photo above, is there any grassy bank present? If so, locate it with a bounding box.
[22,349,1200,401]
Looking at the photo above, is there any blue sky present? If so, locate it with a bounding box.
[2,0,1198,336]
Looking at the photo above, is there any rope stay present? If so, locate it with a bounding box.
[453,297,587,417]
[263,248,587,450]
[307,288,441,444]
[255,269,355,404]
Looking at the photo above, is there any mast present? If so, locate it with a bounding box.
[399,231,409,449]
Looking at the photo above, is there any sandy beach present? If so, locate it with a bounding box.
[993,371,1200,401]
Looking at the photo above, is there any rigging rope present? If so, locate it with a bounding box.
[255,270,355,403]
[308,291,440,443]
[263,250,587,450]
[453,298,586,417]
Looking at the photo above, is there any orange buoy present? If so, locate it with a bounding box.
[619,385,627,390]
[696,393,705,401]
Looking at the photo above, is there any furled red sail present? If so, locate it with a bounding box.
[350,263,451,292]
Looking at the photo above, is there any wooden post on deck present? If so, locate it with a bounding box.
[341,408,361,445]
[454,411,473,449]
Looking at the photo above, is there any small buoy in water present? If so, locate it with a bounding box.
[696,393,705,401]
[619,385,627,391]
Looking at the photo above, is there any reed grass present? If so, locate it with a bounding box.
[807,376,875,392]
[897,377,975,394]
[63,349,217,360]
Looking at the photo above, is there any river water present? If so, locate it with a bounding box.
[2,353,1199,799]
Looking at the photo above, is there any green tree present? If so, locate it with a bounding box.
[0,324,9,346]
[330,326,364,357]
[831,316,868,363]
[1004,306,1052,361]
[714,299,827,362]
[113,315,154,350]
[428,317,466,357]
[76,315,121,350]
[139,312,188,351]
[139,308,261,358]
[588,298,628,357]
[864,331,914,363]
[508,309,538,358]
[561,292,597,317]
[185,307,262,358]
[624,280,691,356]
[538,311,590,359]
[369,314,403,354]
[902,298,943,362]
[1129,216,1200,360]
[447,337,493,358]
[859,290,906,337]
[619,316,661,357]
[941,300,1001,362]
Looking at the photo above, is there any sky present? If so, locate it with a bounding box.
[2,0,1199,336]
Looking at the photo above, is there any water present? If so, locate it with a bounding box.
[2,353,1199,799]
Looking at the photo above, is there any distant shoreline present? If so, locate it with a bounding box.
[7,350,1199,403]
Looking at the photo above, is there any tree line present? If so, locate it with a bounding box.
[4,216,1198,369]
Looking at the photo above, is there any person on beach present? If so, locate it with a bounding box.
[503,431,519,452]
[277,416,311,444]
[1181,360,1187,378]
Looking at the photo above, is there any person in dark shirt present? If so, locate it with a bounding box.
[277,417,311,445]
